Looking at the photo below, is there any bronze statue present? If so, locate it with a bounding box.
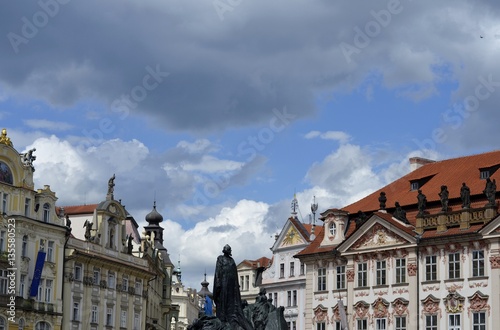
[393,202,409,224]
[378,192,387,210]
[439,185,449,212]
[417,189,427,215]
[484,178,497,206]
[127,235,134,254]
[460,182,471,208]
[83,220,93,241]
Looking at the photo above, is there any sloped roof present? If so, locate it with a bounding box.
[239,256,272,269]
[289,216,314,241]
[57,204,98,215]
[344,150,500,214]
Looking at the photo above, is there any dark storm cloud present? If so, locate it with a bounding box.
[2,0,500,141]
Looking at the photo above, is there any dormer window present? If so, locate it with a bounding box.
[43,203,50,223]
[329,222,336,236]
[409,174,435,191]
[480,170,490,179]
[410,182,419,191]
[480,165,499,179]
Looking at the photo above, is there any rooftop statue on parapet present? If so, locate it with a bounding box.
[188,245,287,330]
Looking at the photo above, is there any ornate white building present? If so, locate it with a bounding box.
[296,151,500,330]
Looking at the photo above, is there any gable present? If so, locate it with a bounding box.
[338,214,416,253]
[280,226,306,247]
[479,214,500,236]
[271,217,310,251]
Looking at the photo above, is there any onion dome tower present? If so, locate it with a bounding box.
[144,200,164,244]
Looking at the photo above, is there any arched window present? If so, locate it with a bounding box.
[22,235,28,257]
[329,222,336,236]
[0,317,6,330]
[43,203,51,223]
[36,321,51,330]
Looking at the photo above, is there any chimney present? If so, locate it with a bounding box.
[409,157,435,171]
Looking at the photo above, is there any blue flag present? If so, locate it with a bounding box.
[29,251,46,297]
[204,296,213,316]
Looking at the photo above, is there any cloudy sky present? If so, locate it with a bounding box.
[2,0,500,289]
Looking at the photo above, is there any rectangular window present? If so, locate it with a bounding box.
[280,263,285,278]
[245,275,249,291]
[74,265,82,281]
[425,255,437,281]
[449,314,461,330]
[134,313,140,330]
[2,193,8,214]
[73,302,80,321]
[22,235,28,257]
[300,262,305,275]
[20,274,26,297]
[273,292,278,307]
[336,265,346,289]
[358,262,367,287]
[93,269,100,285]
[121,310,127,327]
[317,267,326,291]
[123,277,129,292]
[0,270,8,294]
[425,315,437,330]
[357,319,368,330]
[37,279,44,301]
[0,230,5,252]
[240,276,244,290]
[292,290,297,306]
[472,312,486,330]
[448,252,460,279]
[335,321,341,330]
[395,258,406,284]
[316,322,325,330]
[106,307,113,326]
[43,204,50,223]
[108,273,115,289]
[376,318,386,330]
[91,305,98,323]
[45,279,52,302]
[472,250,485,277]
[395,316,407,330]
[135,280,142,295]
[47,241,54,262]
[287,291,291,307]
[376,260,386,285]
[290,262,295,277]
[24,198,31,216]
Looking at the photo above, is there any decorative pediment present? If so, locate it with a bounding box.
[468,291,490,316]
[444,290,464,313]
[372,298,390,318]
[353,301,370,320]
[351,223,407,250]
[281,226,305,247]
[313,304,329,325]
[421,295,441,317]
[392,298,409,316]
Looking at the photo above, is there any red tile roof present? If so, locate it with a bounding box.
[239,257,272,269]
[58,204,98,215]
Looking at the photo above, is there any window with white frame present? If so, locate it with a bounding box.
[376,260,386,285]
[280,263,285,278]
[316,322,326,330]
[108,272,115,289]
[273,292,278,307]
[449,314,460,330]
[358,262,367,287]
[45,279,53,302]
[20,274,26,297]
[123,277,129,292]
[292,290,297,306]
[448,252,460,279]
[395,258,406,284]
[472,311,486,330]
[2,193,8,214]
[0,230,5,252]
[35,321,51,330]
[300,262,305,275]
[336,265,346,289]
[290,261,295,277]
[425,255,437,281]
[93,268,100,285]
[73,301,80,321]
[334,321,341,330]
[240,276,244,290]
[134,313,140,330]
[74,264,82,281]
[37,279,44,301]
[375,318,387,330]
[24,198,31,216]
[395,316,406,330]
[472,250,485,277]
[245,275,249,291]
[425,315,437,330]
[22,235,28,257]
[357,319,368,330]
[121,310,127,327]
[43,203,50,222]
[287,291,292,307]
[106,307,114,326]
[135,279,142,295]
[91,305,98,323]
[317,267,326,291]
[0,270,8,294]
[47,241,54,262]
[329,222,336,236]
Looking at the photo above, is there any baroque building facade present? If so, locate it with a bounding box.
[296,151,500,330]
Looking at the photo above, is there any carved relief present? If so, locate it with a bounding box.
[352,223,406,250]
[421,295,441,319]
[468,292,490,316]
[346,269,354,282]
[489,255,500,269]
[444,291,464,313]
[372,298,389,318]
[445,284,463,292]
[392,288,409,295]
[312,305,329,325]
[353,301,370,321]
[392,298,409,317]
[407,263,417,276]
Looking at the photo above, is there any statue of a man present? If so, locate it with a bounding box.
[417,190,427,215]
[460,182,471,208]
[439,185,449,212]
[213,245,253,330]
[108,174,116,196]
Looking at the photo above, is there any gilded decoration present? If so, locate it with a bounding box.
[444,291,464,313]
[312,305,329,325]
[0,128,13,146]
[282,226,302,246]
[489,255,500,269]
[352,223,405,250]
[468,291,490,316]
